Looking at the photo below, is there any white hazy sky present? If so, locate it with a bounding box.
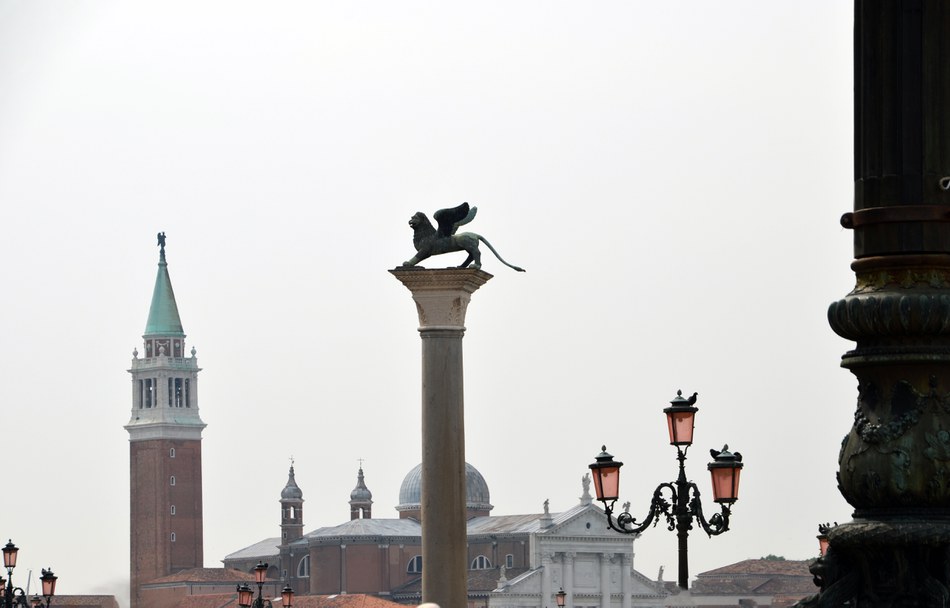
[1,2,856,606]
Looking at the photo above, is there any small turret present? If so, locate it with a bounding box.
[349,466,373,520]
[280,464,304,544]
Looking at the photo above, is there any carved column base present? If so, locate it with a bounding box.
[798,519,950,607]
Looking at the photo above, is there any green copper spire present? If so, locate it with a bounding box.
[144,233,185,337]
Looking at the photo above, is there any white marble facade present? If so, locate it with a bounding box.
[489,487,666,608]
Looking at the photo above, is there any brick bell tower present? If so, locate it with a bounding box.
[126,234,205,608]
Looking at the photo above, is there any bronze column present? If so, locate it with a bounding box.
[816,1,950,604]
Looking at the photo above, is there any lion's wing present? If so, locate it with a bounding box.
[433,202,475,237]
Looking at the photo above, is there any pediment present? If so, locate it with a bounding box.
[542,503,627,539]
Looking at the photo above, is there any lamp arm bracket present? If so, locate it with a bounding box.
[604,483,676,535]
[685,484,731,536]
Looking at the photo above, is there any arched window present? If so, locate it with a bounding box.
[407,555,423,574]
[170,505,176,515]
[169,448,176,458]
[506,554,514,568]
[471,555,491,570]
[170,476,176,486]
[297,555,310,578]
[170,532,176,542]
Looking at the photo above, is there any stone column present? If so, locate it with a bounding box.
[620,554,632,608]
[390,268,492,608]
[600,553,611,608]
[563,552,575,608]
[541,552,553,608]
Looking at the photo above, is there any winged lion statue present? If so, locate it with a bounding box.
[400,203,525,272]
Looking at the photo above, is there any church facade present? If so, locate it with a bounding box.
[223,466,667,608]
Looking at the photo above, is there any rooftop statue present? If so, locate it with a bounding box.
[401,203,525,272]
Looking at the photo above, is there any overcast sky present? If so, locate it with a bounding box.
[1,2,855,606]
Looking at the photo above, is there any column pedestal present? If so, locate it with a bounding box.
[391,268,492,608]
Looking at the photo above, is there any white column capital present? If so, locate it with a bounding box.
[390,268,492,329]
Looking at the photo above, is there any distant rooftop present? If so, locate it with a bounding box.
[145,568,261,585]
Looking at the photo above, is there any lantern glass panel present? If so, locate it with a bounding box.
[556,589,566,608]
[3,543,18,569]
[666,411,695,446]
[592,465,620,502]
[40,572,56,597]
[254,563,268,584]
[710,466,741,503]
[238,587,253,607]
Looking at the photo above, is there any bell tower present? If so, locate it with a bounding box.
[349,465,373,520]
[280,464,305,544]
[126,234,205,608]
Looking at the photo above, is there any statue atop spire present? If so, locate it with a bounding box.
[157,232,167,261]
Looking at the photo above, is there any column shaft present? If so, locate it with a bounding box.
[420,328,467,608]
[600,554,611,608]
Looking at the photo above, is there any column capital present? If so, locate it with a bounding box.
[390,268,493,330]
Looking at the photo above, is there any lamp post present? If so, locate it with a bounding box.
[588,391,743,590]
[1,541,56,608]
[236,562,293,608]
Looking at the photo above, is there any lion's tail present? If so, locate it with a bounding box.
[477,236,526,272]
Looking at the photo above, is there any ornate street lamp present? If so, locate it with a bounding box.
[589,391,743,590]
[236,562,294,608]
[1,541,56,608]
[555,588,566,608]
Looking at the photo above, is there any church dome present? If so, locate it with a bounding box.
[396,462,493,513]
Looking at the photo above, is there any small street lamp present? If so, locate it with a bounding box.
[555,588,566,608]
[815,523,836,558]
[236,562,293,608]
[1,541,56,608]
[589,390,743,590]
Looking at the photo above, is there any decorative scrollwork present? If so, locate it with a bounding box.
[852,378,950,444]
[603,480,731,538]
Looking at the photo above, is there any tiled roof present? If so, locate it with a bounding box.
[304,519,421,539]
[49,596,119,608]
[173,593,406,608]
[466,514,543,534]
[223,538,281,561]
[175,594,237,608]
[146,568,258,584]
[390,568,529,596]
[690,559,815,600]
[290,595,408,608]
[698,559,813,577]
